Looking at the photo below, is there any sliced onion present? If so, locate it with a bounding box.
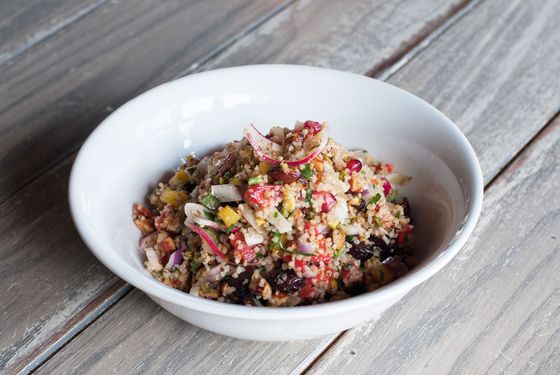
[267,208,292,233]
[244,124,329,167]
[244,228,265,246]
[184,203,221,230]
[238,204,265,233]
[186,222,226,259]
[165,250,183,270]
[244,124,283,164]
[145,248,163,271]
[211,184,242,202]
[285,130,329,167]
[218,153,236,176]
[139,232,158,249]
[204,265,226,281]
[297,233,315,254]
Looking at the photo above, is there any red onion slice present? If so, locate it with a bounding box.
[285,130,329,167]
[184,203,222,230]
[244,124,329,167]
[244,124,283,164]
[139,232,158,249]
[165,250,183,270]
[186,222,226,259]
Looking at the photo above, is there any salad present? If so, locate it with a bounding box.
[133,121,414,306]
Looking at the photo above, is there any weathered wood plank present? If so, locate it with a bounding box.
[0,0,106,64]
[201,0,469,75]
[36,290,336,375]
[0,158,128,374]
[0,0,287,203]
[0,1,289,373]
[0,0,473,373]
[307,116,560,375]
[386,0,560,183]
[305,0,560,371]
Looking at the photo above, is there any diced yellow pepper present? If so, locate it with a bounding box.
[259,161,272,174]
[282,195,296,214]
[255,218,266,226]
[160,189,189,207]
[230,176,242,186]
[218,205,241,227]
[169,169,190,186]
[328,220,339,229]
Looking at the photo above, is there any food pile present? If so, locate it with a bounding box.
[133,121,414,306]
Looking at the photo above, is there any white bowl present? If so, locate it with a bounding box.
[69,65,483,341]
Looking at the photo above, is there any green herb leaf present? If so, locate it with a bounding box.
[369,193,382,205]
[223,224,235,234]
[345,235,355,242]
[302,164,313,180]
[387,189,397,202]
[190,261,198,274]
[200,194,220,209]
[256,253,266,259]
[203,211,216,220]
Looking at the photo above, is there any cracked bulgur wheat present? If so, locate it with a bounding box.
[132,121,414,306]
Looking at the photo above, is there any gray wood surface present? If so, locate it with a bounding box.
[0,0,471,373]
[0,0,286,203]
[36,290,336,375]
[202,0,469,75]
[308,115,560,375]
[385,0,560,183]
[0,0,105,64]
[3,0,560,373]
[0,158,128,374]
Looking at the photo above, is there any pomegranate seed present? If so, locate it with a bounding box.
[303,120,322,135]
[346,159,362,173]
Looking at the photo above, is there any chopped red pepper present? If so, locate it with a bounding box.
[381,177,392,196]
[229,232,256,262]
[244,184,282,208]
[133,203,153,218]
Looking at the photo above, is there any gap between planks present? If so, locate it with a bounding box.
[16,0,486,373]
[0,0,109,66]
[0,0,295,208]
[299,108,560,374]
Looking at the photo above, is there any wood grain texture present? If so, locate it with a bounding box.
[36,290,335,375]
[0,0,106,64]
[0,0,474,373]
[0,158,127,374]
[385,0,560,183]
[0,0,286,203]
[307,116,560,375]
[201,0,468,74]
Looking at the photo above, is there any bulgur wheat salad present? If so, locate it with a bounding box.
[133,121,414,306]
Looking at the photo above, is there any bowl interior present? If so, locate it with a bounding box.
[71,65,478,309]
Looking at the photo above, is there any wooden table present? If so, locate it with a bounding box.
[1,1,559,373]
